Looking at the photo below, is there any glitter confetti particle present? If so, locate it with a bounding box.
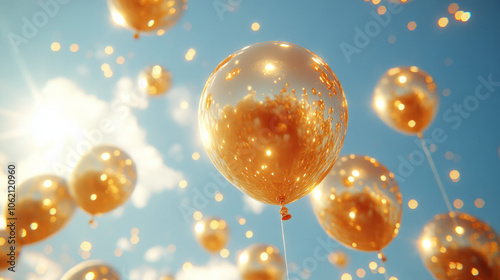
[377,6,386,15]
[239,218,246,225]
[116,56,125,64]
[442,89,451,97]
[251,22,260,31]
[131,227,139,236]
[372,0,380,5]
[449,170,460,182]
[185,48,196,61]
[438,17,449,28]
[70,43,79,52]
[448,3,459,14]
[193,211,203,220]
[388,35,396,44]
[215,192,223,202]
[245,230,253,238]
[474,198,485,208]
[180,101,189,109]
[220,248,229,258]
[356,268,366,278]
[454,11,464,21]
[461,12,471,22]
[51,42,61,52]
[408,199,418,209]
[80,241,92,251]
[105,46,114,55]
[407,21,417,31]
[182,262,193,271]
[179,179,188,188]
[369,261,378,270]
[453,199,463,209]
[192,152,200,160]
[341,273,352,280]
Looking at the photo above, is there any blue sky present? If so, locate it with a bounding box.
[0,0,499,279]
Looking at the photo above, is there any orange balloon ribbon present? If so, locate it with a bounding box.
[198,41,348,220]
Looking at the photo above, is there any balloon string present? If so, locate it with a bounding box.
[281,217,290,280]
[418,133,453,213]
[379,260,390,280]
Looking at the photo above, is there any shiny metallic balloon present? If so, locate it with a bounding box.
[8,175,75,245]
[238,243,285,280]
[373,66,439,134]
[311,154,402,254]
[418,212,500,280]
[138,65,172,96]
[107,0,187,38]
[194,216,230,253]
[61,260,120,280]
[70,145,137,215]
[198,41,348,218]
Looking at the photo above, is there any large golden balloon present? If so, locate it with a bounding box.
[311,154,402,256]
[418,212,500,280]
[107,0,187,38]
[61,260,120,280]
[198,41,348,219]
[138,65,172,96]
[6,175,75,245]
[0,229,21,271]
[373,66,439,134]
[69,146,137,216]
[238,244,285,280]
[194,216,229,253]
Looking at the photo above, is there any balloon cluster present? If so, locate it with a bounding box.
[0,145,137,272]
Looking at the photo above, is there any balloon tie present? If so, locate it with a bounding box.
[134,32,139,39]
[378,251,387,262]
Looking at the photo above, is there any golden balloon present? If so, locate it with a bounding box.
[139,65,172,96]
[198,41,348,219]
[418,212,500,280]
[238,244,285,280]
[373,66,439,134]
[311,154,402,254]
[328,251,349,268]
[69,145,137,215]
[61,260,120,280]
[0,229,20,270]
[107,0,187,38]
[194,216,230,253]
[7,175,75,245]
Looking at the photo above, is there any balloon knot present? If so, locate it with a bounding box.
[378,252,387,262]
[134,32,139,39]
[280,205,291,221]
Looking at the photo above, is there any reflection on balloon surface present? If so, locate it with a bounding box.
[373,66,439,134]
[199,41,348,213]
[312,154,402,253]
[418,212,500,280]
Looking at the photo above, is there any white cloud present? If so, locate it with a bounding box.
[117,237,133,251]
[176,260,240,280]
[243,195,266,214]
[129,265,158,280]
[168,144,183,162]
[10,77,183,209]
[113,77,149,109]
[144,245,166,262]
[166,86,197,127]
[20,252,64,280]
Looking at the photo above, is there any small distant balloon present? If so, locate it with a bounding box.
[238,244,285,280]
[69,146,137,216]
[373,66,439,134]
[311,155,402,258]
[138,65,172,96]
[61,260,120,280]
[107,0,187,38]
[418,212,500,280]
[328,251,349,268]
[198,41,348,220]
[194,216,230,253]
[7,175,75,245]
[0,229,21,270]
